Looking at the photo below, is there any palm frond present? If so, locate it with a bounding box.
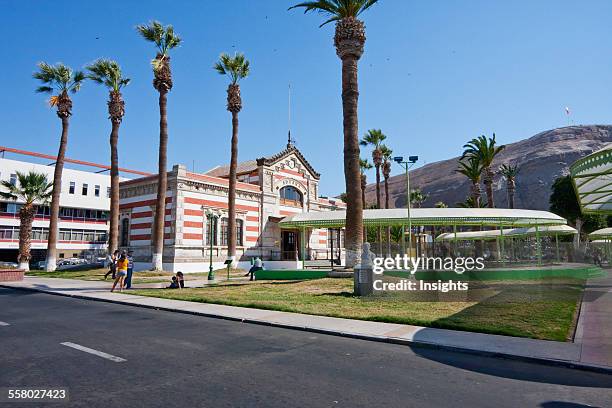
[137,21,181,56]
[289,0,379,27]
[214,52,250,84]
[86,59,130,92]
[33,62,84,97]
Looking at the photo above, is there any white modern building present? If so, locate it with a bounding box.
[0,146,146,264]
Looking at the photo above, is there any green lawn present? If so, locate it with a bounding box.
[26,266,245,284]
[132,277,585,341]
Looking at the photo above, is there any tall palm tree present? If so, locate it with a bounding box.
[359,158,373,209]
[462,134,505,208]
[499,163,519,209]
[0,172,53,271]
[86,59,130,256]
[214,52,250,263]
[456,157,484,208]
[360,129,386,210]
[290,0,379,268]
[359,158,372,240]
[137,21,181,270]
[380,144,393,209]
[360,129,386,248]
[380,144,392,255]
[33,62,85,272]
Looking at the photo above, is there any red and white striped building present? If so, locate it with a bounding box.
[119,143,345,272]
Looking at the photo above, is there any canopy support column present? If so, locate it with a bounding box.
[555,233,560,263]
[535,225,542,266]
[300,227,306,267]
[499,224,505,266]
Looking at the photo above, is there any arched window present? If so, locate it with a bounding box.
[280,186,303,207]
[120,218,130,247]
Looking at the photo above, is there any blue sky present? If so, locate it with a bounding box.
[3,0,612,195]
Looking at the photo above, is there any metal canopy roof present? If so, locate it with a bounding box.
[570,144,612,214]
[589,227,612,239]
[436,225,577,242]
[279,208,567,228]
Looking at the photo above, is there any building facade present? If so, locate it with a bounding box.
[0,147,145,265]
[119,143,345,272]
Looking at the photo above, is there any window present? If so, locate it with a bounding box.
[59,253,65,259]
[236,219,244,246]
[120,218,130,247]
[94,185,100,197]
[219,218,243,247]
[279,186,303,207]
[9,174,17,186]
[220,218,229,246]
[69,182,75,194]
[82,183,88,196]
[107,187,111,198]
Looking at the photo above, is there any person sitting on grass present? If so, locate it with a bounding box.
[111,253,128,292]
[168,276,179,289]
[176,271,185,288]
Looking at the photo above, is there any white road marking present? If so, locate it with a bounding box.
[0,321,9,326]
[60,342,126,362]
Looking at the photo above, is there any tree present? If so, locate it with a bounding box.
[33,62,85,271]
[456,157,484,208]
[214,52,250,264]
[0,172,52,271]
[359,158,372,242]
[137,21,181,270]
[360,129,386,248]
[290,0,379,270]
[360,129,386,210]
[380,144,393,254]
[462,134,505,208]
[410,188,428,208]
[86,59,130,256]
[549,175,604,247]
[499,163,519,209]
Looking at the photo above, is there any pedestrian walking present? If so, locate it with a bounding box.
[104,250,119,280]
[111,253,129,292]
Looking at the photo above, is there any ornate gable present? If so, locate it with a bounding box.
[256,145,320,180]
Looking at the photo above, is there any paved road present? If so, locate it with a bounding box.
[1,288,611,408]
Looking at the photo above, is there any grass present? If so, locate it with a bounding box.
[25,266,245,284]
[132,277,585,341]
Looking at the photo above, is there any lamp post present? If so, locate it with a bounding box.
[394,155,418,257]
[205,209,220,280]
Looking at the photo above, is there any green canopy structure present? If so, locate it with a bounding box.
[589,227,612,240]
[435,225,577,241]
[570,144,612,214]
[280,208,567,265]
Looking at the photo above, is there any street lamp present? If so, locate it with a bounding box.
[394,155,418,257]
[205,208,220,280]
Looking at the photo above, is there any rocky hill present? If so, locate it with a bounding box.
[365,125,612,210]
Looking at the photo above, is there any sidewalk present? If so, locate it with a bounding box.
[575,272,612,367]
[2,276,611,373]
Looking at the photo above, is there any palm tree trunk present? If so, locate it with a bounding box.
[485,166,494,208]
[152,90,168,271]
[108,120,120,255]
[384,176,390,255]
[341,55,363,269]
[227,111,239,261]
[45,116,69,272]
[18,204,35,271]
[508,181,515,209]
[361,176,367,240]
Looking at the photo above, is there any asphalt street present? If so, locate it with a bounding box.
[1,287,611,408]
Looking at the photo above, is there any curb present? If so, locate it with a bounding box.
[3,283,612,375]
